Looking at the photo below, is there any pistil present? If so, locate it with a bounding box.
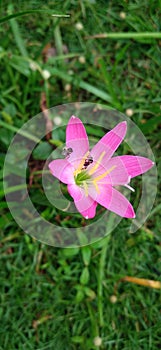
[74,151,90,177]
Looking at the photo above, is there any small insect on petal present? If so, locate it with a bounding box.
[62,147,73,159]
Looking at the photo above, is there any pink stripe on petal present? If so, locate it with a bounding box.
[66,116,88,142]
[91,121,127,162]
[91,156,129,186]
[68,183,97,219]
[48,159,75,184]
[111,156,154,178]
[66,116,89,167]
[108,187,135,218]
[89,184,135,218]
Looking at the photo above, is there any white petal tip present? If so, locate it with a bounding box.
[152,161,155,166]
[71,115,76,119]
[85,215,89,219]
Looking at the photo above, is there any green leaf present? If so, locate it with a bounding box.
[139,116,161,133]
[62,247,80,257]
[80,267,89,285]
[86,125,105,137]
[9,56,30,76]
[32,142,53,160]
[0,213,13,228]
[84,287,96,299]
[71,336,84,344]
[90,235,111,249]
[77,229,88,245]
[75,289,84,303]
[3,103,17,118]
[0,128,14,147]
[81,246,91,266]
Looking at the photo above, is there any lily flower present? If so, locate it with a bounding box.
[49,116,154,219]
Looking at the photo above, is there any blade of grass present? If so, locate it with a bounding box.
[8,4,28,57]
[48,53,82,62]
[0,120,40,143]
[120,276,161,289]
[97,235,111,327]
[1,183,27,197]
[53,19,64,56]
[0,10,70,24]
[86,32,161,39]
[50,67,112,103]
[98,57,121,109]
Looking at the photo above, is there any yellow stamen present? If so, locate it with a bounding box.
[88,151,106,176]
[83,181,88,197]
[93,165,116,182]
[74,151,89,177]
[93,181,100,194]
[92,165,116,193]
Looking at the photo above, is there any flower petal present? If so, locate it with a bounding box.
[110,156,154,178]
[68,183,97,219]
[67,183,83,201]
[49,159,75,184]
[89,184,135,218]
[66,116,89,168]
[90,156,129,186]
[90,121,127,163]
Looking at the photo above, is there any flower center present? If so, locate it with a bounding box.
[74,151,116,196]
[74,171,91,186]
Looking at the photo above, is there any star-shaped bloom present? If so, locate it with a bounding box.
[49,116,154,219]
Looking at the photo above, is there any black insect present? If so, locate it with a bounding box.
[82,154,93,169]
[62,147,73,159]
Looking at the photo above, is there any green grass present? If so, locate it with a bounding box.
[0,0,161,349]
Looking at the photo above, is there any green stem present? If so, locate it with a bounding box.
[88,32,161,39]
[97,236,110,327]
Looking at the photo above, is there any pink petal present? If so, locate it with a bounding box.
[66,116,89,168]
[91,156,129,186]
[89,184,135,218]
[111,156,154,178]
[67,183,83,201]
[48,159,75,184]
[90,121,127,163]
[67,183,97,219]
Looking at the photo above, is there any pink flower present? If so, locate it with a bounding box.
[49,116,154,219]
